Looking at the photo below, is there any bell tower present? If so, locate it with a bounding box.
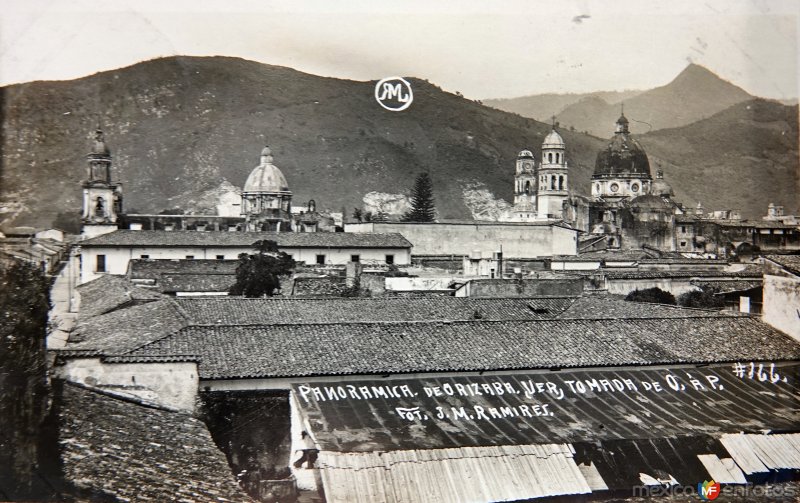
[513,149,537,210]
[537,122,568,219]
[81,130,122,238]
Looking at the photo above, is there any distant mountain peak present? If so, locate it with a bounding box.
[669,63,745,92]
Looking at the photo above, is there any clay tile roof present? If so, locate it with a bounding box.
[57,381,252,502]
[77,274,167,319]
[63,299,189,355]
[765,255,800,276]
[556,296,743,319]
[80,230,413,248]
[173,296,578,325]
[121,317,800,379]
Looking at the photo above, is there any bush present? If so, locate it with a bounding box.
[677,288,726,309]
[625,287,676,305]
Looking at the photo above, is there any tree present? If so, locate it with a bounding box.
[228,240,296,298]
[624,287,676,305]
[52,211,81,234]
[402,172,436,222]
[677,287,726,309]
[352,208,363,223]
[0,260,52,498]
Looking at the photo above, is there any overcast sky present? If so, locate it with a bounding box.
[1,0,798,99]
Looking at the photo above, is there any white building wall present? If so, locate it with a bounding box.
[605,278,697,296]
[80,245,410,283]
[346,222,577,258]
[763,273,800,342]
[54,358,199,412]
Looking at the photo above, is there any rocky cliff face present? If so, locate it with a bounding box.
[361,191,411,218]
[461,182,513,221]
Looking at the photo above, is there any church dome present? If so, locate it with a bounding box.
[593,114,651,179]
[630,194,672,210]
[517,149,534,159]
[650,170,674,197]
[542,129,565,149]
[88,130,111,157]
[243,146,290,193]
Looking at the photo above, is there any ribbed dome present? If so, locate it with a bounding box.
[650,170,674,197]
[593,115,651,178]
[517,149,534,159]
[89,130,111,157]
[630,194,672,210]
[542,129,565,149]
[243,146,290,193]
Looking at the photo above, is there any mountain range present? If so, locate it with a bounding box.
[0,57,797,229]
[485,64,757,137]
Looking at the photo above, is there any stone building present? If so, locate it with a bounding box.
[76,131,326,234]
[565,113,679,251]
[81,130,123,238]
[241,146,294,231]
[504,125,570,222]
[54,292,800,502]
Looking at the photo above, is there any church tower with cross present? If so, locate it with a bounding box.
[81,129,123,238]
[536,120,569,219]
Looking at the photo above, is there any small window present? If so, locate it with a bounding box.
[681,226,686,233]
[216,255,225,260]
[96,254,106,272]
[680,241,687,247]
[316,254,326,265]
[140,254,149,259]
[350,254,360,263]
[185,255,195,260]
[385,254,395,265]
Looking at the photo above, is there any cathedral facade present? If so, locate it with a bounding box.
[502,113,680,251]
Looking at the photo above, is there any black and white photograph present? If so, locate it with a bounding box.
[1,0,799,501]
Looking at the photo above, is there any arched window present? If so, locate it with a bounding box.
[548,153,553,163]
[524,181,531,195]
[559,176,564,190]
[550,176,556,190]
[556,153,560,164]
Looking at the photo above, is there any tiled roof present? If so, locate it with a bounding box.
[399,219,564,227]
[57,380,251,502]
[174,297,578,325]
[552,250,658,261]
[77,274,166,319]
[158,274,234,293]
[128,258,239,279]
[81,230,412,248]
[764,254,800,276]
[712,220,798,229]
[556,296,742,319]
[64,299,189,355]
[690,279,763,293]
[121,317,800,379]
[566,269,762,280]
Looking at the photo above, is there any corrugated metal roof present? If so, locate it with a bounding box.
[317,444,591,503]
[720,433,800,474]
[697,454,747,484]
[292,363,800,452]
